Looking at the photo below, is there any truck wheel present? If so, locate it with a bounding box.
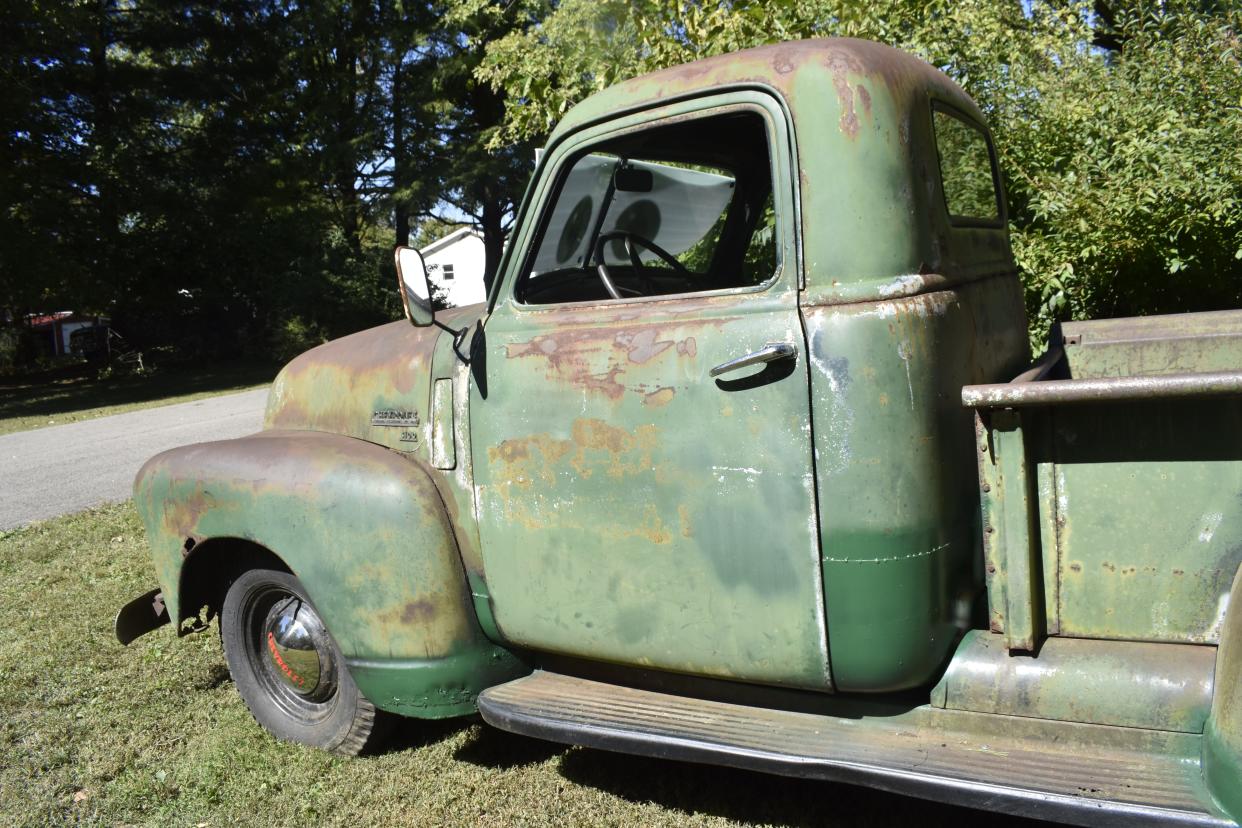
[220,568,386,755]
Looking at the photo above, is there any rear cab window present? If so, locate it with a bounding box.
[932,103,1003,226]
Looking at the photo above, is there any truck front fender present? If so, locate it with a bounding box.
[133,429,525,717]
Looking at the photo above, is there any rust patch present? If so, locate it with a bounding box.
[505,319,711,403]
[571,418,660,478]
[401,599,437,624]
[275,318,456,396]
[506,330,605,368]
[857,84,872,117]
[582,367,627,400]
[678,504,693,538]
[827,51,863,139]
[1069,563,1082,573]
[644,387,676,407]
[488,421,659,486]
[262,314,473,442]
[489,440,530,464]
[163,487,216,538]
[505,330,626,401]
[487,434,572,486]
[572,418,631,454]
[622,329,675,364]
[636,504,672,545]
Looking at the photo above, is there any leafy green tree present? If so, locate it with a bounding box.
[475,0,1242,344]
[9,0,1233,369]
[407,0,542,294]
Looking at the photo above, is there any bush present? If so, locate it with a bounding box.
[269,316,327,364]
[0,327,19,374]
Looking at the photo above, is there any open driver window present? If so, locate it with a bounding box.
[516,111,778,305]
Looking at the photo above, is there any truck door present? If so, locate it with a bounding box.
[470,95,829,690]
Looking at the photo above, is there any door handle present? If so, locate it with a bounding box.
[710,342,798,378]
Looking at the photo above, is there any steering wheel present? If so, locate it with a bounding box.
[591,231,693,300]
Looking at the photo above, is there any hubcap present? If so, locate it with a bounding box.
[261,595,335,702]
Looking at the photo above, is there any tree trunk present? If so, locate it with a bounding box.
[89,0,119,271]
[392,56,409,247]
[333,12,361,257]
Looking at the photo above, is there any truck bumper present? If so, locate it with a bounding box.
[115,587,171,645]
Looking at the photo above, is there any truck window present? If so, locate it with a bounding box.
[516,111,777,305]
[932,104,1001,224]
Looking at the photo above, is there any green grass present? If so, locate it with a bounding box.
[0,361,278,436]
[0,503,1051,827]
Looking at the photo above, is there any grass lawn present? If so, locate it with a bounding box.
[0,503,1053,828]
[0,361,278,437]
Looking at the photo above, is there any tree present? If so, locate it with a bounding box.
[15,0,1233,368]
[474,0,1242,344]
[2,0,407,363]
[402,0,542,295]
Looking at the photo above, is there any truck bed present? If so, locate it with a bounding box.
[961,309,1242,651]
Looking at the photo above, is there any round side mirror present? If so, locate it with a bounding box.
[394,246,435,327]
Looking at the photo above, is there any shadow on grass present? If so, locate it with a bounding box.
[552,744,1055,828]
[386,716,476,754]
[194,663,233,692]
[0,360,280,425]
[454,723,569,769]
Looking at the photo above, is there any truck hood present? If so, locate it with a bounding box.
[264,304,484,451]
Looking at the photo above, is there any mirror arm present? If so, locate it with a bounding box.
[433,318,472,364]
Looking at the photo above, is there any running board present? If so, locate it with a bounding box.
[478,671,1231,827]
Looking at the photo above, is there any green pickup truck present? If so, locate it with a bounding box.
[117,38,1242,826]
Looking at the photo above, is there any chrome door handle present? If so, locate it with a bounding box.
[710,342,798,378]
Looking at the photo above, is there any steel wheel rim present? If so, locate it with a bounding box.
[241,583,340,722]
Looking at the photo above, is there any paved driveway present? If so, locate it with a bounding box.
[0,387,268,530]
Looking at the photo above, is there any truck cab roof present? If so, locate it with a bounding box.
[548,38,1013,304]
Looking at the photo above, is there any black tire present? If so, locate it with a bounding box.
[220,568,387,755]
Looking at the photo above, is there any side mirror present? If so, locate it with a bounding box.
[394,246,434,327]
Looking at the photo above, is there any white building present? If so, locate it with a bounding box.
[419,227,487,308]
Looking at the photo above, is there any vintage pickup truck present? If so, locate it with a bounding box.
[117,39,1242,825]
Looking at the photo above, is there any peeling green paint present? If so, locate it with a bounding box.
[132,430,525,715]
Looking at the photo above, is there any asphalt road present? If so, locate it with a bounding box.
[0,387,268,531]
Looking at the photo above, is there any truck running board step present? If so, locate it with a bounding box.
[478,671,1230,828]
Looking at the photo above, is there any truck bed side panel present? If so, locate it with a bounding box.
[968,310,1242,647]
